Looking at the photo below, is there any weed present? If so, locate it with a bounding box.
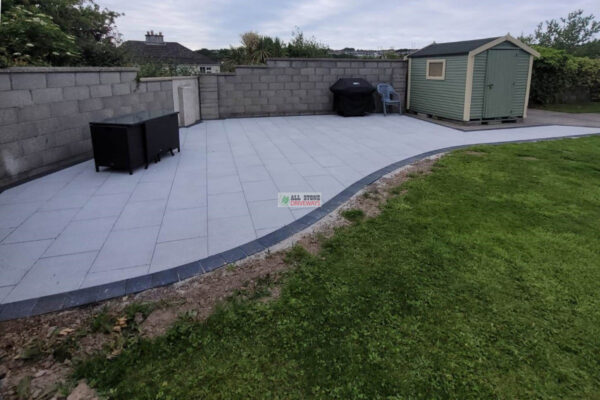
[284,245,312,265]
[225,263,236,272]
[16,376,31,399]
[123,302,156,321]
[341,208,365,223]
[52,337,77,362]
[90,307,116,334]
[18,340,44,361]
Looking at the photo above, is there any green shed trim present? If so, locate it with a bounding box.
[407,34,540,122]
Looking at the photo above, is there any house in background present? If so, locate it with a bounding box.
[122,31,220,73]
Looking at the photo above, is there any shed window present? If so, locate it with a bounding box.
[426,59,446,80]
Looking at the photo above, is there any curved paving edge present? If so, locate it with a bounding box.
[2,132,599,321]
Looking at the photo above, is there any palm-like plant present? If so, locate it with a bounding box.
[251,38,271,64]
[223,46,246,71]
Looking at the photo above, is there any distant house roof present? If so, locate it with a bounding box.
[121,40,219,66]
[409,37,500,58]
[408,35,539,58]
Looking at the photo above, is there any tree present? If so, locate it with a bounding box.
[382,50,401,59]
[286,27,329,58]
[221,28,330,70]
[0,0,126,67]
[571,39,600,58]
[0,5,79,67]
[529,9,600,51]
[223,46,247,71]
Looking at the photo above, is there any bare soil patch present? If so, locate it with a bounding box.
[465,150,487,156]
[0,155,440,399]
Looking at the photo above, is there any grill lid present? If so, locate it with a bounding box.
[330,78,375,94]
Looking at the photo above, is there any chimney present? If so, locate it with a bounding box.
[145,30,164,45]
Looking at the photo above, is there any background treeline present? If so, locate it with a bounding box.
[197,29,329,73]
[195,29,401,73]
[522,10,600,104]
[1,2,599,105]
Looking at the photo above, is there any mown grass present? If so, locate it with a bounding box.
[77,137,600,399]
[533,102,600,113]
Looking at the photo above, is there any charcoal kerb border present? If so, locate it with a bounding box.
[1,131,599,321]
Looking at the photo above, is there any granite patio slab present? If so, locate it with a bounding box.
[0,114,598,319]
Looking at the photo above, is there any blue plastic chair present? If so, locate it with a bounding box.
[377,83,401,116]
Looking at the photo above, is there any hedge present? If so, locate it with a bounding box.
[530,46,600,104]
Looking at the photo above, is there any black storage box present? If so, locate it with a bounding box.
[330,78,375,117]
[90,110,179,174]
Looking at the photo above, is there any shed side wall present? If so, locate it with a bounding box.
[409,55,467,120]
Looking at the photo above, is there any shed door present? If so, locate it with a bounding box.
[483,50,518,118]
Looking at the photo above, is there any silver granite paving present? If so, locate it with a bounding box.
[0,114,598,303]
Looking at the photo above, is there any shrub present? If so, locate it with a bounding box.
[341,209,365,223]
[530,46,600,104]
[0,5,79,67]
[137,63,200,78]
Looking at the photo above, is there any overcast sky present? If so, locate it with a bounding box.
[97,0,600,50]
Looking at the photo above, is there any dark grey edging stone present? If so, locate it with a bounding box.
[1,131,599,321]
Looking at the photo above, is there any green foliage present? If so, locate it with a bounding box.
[238,31,287,64]
[571,39,600,58]
[137,63,199,78]
[530,46,600,104]
[0,5,79,67]
[340,209,365,223]
[123,302,156,320]
[36,0,125,66]
[76,137,600,399]
[286,27,329,58]
[16,376,32,399]
[382,50,401,59]
[522,9,600,58]
[18,339,45,361]
[283,245,313,266]
[52,337,77,362]
[0,0,125,67]
[221,28,330,71]
[91,307,116,334]
[530,9,600,51]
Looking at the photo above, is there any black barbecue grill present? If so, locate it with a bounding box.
[329,78,375,117]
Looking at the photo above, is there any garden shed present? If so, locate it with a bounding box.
[407,35,540,122]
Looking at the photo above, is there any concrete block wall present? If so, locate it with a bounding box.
[198,74,220,120]
[199,58,407,119]
[166,77,200,126]
[0,67,174,189]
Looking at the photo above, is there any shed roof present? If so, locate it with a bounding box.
[409,37,500,58]
[121,41,219,65]
[409,35,540,58]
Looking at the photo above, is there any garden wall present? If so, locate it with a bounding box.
[199,58,407,119]
[0,59,408,189]
[0,67,174,189]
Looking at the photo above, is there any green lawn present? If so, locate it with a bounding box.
[78,137,600,399]
[532,102,600,113]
